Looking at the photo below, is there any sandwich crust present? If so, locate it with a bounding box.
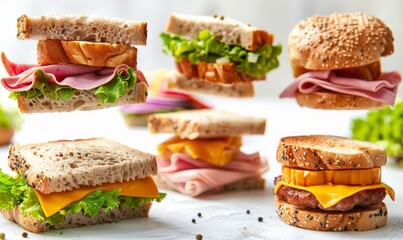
[165,13,273,51]
[295,92,388,110]
[166,70,254,98]
[288,12,394,70]
[37,39,138,68]
[276,135,386,170]
[16,81,148,113]
[147,109,266,139]
[1,203,151,233]
[17,14,147,45]
[8,138,157,194]
[275,197,388,231]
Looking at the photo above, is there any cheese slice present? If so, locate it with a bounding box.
[35,176,159,217]
[157,136,242,166]
[274,181,395,209]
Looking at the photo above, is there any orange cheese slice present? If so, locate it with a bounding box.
[281,166,382,186]
[274,181,395,209]
[157,136,242,166]
[35,176,159,217]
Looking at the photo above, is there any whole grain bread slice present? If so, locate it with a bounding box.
[8,138,157,194]
[1,203,151,233]
[165,13,273,51]
[277,135,387,170]
[147,109,266,139]
[16,81,147,113]
[166,70,254,98]
[17,14,147,45]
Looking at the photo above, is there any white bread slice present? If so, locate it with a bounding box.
[147,109,266,139]
[166,70,254,98]
[275,197,388,231]
[8,138,157,194]
[296,92,387,110]
[1,203,151,233]
[16,81,147,113]
[277,135,387,170]
[37,39,138,69]
[165,13,273,51]
[153,175,265,195]
[17,14,147,45]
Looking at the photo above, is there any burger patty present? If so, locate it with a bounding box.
[274,175,386,212]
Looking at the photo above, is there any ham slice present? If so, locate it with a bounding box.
[1,53,147,92]
[157,152,269,196]
[279,70,401,105]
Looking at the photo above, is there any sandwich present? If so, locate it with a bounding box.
[1,14,149,113]
[160,13,282,97]
[121,70,211,126]
[280,12,401,109]
[147,109,268,196]
[274,135,395,231]
[0,138,165,233]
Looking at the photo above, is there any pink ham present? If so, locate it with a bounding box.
[1,53,147,92]
[279,70,401,105]
[157,152,269,196]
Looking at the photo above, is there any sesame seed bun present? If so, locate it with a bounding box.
[295,92,387,110]
[288,12,394,70]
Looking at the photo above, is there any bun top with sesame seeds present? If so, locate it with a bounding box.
[288,12,394,70]
[276,135,387,170]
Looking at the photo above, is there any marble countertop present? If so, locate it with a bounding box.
[0,97,401,239]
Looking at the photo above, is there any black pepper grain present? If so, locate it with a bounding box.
[246,210,250,214]
[197,212,202,218]
[196,234,203,240]
[258,217,263,222]
[22,231,28,238]
[192,218,196,223]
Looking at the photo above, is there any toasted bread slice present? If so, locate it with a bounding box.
[16,81,147,113]
[8,138,157,194]
[166,70,254,98]
[17,14,147,45]
[275,197,387,231]
[37,39,137,68]
[276,135,387,170]
[1,203,151,233]
[147,109,266,139]
[165,13,273,51]
[296,92,387,110]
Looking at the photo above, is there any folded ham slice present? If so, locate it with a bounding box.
[1,53,146,92]
[279,70,401,105]
[157,152,268,196]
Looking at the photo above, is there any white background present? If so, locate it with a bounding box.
[0,1,402,239]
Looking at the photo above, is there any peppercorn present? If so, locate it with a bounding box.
[258,217,263,222]
[196,234,203,240]
[22,231,28,238]
[197,212,202,218]
[246,210,250,214]
[192,218,196,223]
[0,232,5,240]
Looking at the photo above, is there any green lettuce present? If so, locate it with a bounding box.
[0,104,23,130]
[9,67,137,105]
[161,30,282,77]
[351,100,403,165]
[0,169,166,225]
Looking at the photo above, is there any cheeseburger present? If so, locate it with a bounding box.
[274,135,395,231]
[280,13,401,109]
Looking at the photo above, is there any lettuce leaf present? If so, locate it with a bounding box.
[9,67,137,105]
[0,169,166,225]
[0,104,23,130]
[351,100,403,159]
[161,30,282,77]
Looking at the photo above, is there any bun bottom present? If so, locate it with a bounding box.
[296,92,387,110]
[166,70,254,98]
[275,197,388,231]
[1,203,151,233]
